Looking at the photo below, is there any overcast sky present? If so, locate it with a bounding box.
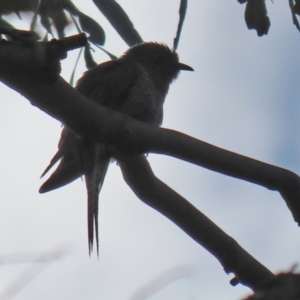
[1,1,300,299]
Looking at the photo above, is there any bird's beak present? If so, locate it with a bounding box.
[178,62,194,71]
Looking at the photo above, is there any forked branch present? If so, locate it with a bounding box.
[117,153,275,290]
[0,34,299,290]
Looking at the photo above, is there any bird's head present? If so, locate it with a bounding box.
[121,42,193,87]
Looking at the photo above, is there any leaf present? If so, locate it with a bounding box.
[38,0,69,38]
[295,0,300,15]
[78,12,105,45]
[245,0,270,36]
[40,14,53,35]
[52,10,69,39]
[92,0,143,46]
[173,0,188,50]
[30,7,39,32]
[289,0,300,31]
[84,44,98,69]
[0,0,38,15]
[69,12,82,33]
[39,0,64,18]
[95,45,118,60]
[42,32,49,41]
[0,17,14,29]
[70,47,83,86]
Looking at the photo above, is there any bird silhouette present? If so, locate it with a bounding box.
[39,42,193,255]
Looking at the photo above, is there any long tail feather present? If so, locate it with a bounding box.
[84,146,110,255]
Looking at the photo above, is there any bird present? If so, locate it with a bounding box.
[39,42,193,255]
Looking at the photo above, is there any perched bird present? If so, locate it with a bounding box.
[39,42,193,255]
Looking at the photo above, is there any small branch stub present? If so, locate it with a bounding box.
[0,31,87,83]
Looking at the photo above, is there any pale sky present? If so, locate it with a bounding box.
[0,1,300,299]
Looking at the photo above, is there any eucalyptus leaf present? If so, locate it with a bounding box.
[84,44,98,69]
[245,0,270,36]
[289,0,300,31]
[70,47,83,86]
[173,0,188,50]
[78,12,105,45]
[0,18,14,29]
[92,0,142,46]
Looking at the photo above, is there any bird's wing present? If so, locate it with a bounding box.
[76,60,140,109]
[40,60,140,192]
[40,57,165,254]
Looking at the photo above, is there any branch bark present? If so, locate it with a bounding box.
[0,35,299,224]
[117,153,275,290]
[0,35,299,290]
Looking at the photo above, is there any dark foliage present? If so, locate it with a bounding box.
[239,0,300,35]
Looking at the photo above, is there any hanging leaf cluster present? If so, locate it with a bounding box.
[238,0,300,36]
[0,0,145,75]
[0,0,188,78]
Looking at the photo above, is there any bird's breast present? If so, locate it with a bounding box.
[120,67,166,126]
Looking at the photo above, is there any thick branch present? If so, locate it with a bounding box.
[0,32,87,83]
[0,38,300,224]
[147,129,300,224]
[117,154,275,290]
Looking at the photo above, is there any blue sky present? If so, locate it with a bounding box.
[0,1,300,299]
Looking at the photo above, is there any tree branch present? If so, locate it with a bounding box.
[0,32,87,83]
[0,36,299,225]
[117,153,275,290]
